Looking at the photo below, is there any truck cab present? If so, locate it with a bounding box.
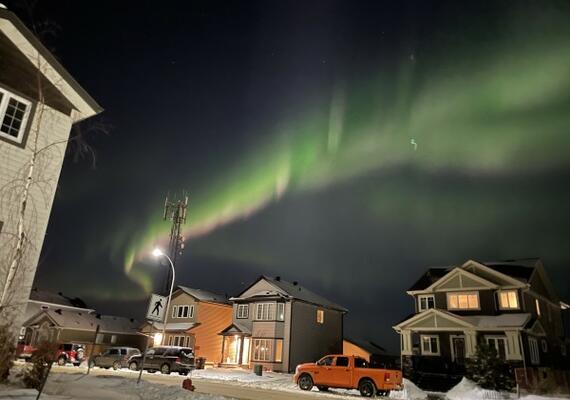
[294,354,402,397]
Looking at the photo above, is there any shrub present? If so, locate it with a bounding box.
[0,324,16,383]
[465,343,515,392]
[22,341,58,390]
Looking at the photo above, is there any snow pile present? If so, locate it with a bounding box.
[191,368,277,383]
[389,378,428,400]
[39,373,234,400]
[520,396,569,400]
[446,378,509,400]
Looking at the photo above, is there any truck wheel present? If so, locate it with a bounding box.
[113,361,121,370]
[57,356,66,366]
[317,386,329,391]
[298,374,314,391]
[358,379,376,397]
[129,361,138,371]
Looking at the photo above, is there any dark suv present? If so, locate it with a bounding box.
[128,346,195,375]
[89,347,140,370]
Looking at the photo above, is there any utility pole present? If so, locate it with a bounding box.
[162,194,188,293]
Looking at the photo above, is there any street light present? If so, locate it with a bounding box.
[152,247,175,346]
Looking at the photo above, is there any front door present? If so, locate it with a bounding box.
[451,336,466,365]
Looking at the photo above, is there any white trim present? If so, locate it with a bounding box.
[529,337,540,365]
[420,335,440,356]
[236,304,249,319]
[497,290,520,310]
[461,260,527,288]
[426,267,499,292]
[0,86,32,144]
[447,291,480,310]
[418,295,435,311]
[393,308,475,331]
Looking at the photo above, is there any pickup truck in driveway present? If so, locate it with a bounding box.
[294,354,402,397]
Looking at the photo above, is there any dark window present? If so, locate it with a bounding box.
[318,356,334,366]
[120,349,127,355]
[336,357,349,367]
[1,98,28,138]
[109,349,119,355]
[355,358,369,368]
[153,348,166,356]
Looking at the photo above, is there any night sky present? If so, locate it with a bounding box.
[7,0,570,352]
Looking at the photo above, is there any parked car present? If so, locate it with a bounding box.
[89,347,141,370]
[128,346,195,375]
[294,354,403,397]
[56,343,86,366]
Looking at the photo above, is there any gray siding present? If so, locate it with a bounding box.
[288,301,343,372]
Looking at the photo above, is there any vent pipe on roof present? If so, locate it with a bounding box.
[275,276,281,281]
[293,281,298,286]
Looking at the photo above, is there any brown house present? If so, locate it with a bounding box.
[394,259,570,391]
[141,286,232,365]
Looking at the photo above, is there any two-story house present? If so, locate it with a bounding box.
[219,276,347,372]
[141,286,232,365]
[393,259,569,391]
[0,6,101,326]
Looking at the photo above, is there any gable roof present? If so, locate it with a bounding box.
[219,322,251,336]
[0,7,102,121]
[424,267,499,292]
[234,276,348,312]
[29,288,91,310]
[176,286,230,305]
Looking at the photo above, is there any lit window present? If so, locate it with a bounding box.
[418,295,435,311]
[110,335,117,344]
[447,292,479,310]
[420,335,439,355]
[535,299,541,317]
[277,303,285,321]
[498,290,519,310]
[275,339,283,363]
[255,303,275,320]
[237,304,249,319]
[486,336,507,359]
[252,339,272,361]
[0,88,31,144]
[316,309,324,324]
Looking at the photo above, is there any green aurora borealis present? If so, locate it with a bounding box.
[122,7,570,295]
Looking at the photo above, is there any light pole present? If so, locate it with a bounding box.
[152,248,175,346]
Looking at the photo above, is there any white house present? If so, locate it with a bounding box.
[0,6,102,327]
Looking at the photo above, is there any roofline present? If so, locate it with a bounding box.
[0,8,103,118]
[175,286,231,305]
[28,299,95,313]
[235,275,348,312]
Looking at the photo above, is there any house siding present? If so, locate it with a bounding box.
[191,302,232,364]
[289,301,343,372]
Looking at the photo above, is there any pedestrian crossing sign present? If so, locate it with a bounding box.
[146,293,167,322]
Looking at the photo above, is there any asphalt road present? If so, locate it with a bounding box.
[46,365,363,400]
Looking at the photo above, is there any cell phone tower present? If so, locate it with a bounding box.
[162,194,189,293]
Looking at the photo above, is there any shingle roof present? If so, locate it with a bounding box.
[29,288,91,310]
[177,286,230,305]
[261,276,348,312]
[151,322,199,332]
[407,268,449,291]
[483,259,538,282]
[344,337,388,355]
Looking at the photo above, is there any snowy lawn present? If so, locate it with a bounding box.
[446,378,570,400]
[0,373,235,400]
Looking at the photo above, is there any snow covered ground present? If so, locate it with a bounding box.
[0,373,234,400]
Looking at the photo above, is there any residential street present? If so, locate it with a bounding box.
[42,365,367,400]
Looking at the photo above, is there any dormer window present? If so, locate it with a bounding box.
[0,87,32,145]
[447,292,479,310]
[498,290,519,310]
[418,295,435,311]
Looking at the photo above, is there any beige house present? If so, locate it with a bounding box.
[220,276,347,372]
[141,286,232,365]
[0,7,102,326]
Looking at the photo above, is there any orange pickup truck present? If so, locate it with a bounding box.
[294,354,402,397]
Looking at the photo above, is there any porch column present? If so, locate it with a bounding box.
[465,330,477,358]
[238,337,244,364]
[401,330,413,355]
[505,331,523,360]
